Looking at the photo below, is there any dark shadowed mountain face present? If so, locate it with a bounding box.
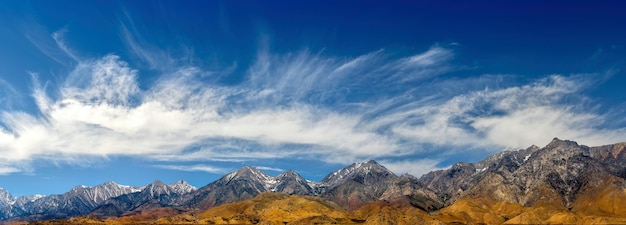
[2,138,626,221]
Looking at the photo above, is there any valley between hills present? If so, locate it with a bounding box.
[3,138,626,224]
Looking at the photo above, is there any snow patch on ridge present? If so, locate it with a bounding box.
[474,167,488,175]
[524,154,532,162]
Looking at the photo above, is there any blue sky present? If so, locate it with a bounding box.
[0,0,625,196]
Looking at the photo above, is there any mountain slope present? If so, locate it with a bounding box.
[182,166,276,210]
[9,181,140,220]
[196,192,352,224]
[270,170,316,195]
[590,142,626,178]
[462,138,609,207]
[90,180,195,217]
[319,160,398,211]
[428,138,626,224]
[418,144,540,206]
[319,160,442,211]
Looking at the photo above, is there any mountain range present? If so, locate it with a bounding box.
[2,138,626,224]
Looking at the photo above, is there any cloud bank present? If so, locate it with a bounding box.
[0,32,624,177]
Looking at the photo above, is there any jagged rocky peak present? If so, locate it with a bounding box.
[277,169,299,177]
[472,144,540,171]
[169,180,196,194]
[229,166,273,181]
[450,162,476,174]
[589,142,626,179]
[142,180,170,195]
[321,160,397,187]
[535,137,590,162]
[13,194,45,206]
[215,166,278,191]
[400,173,418,180]
[417,142,561,206]
[270,170,315,195]
[546,137,581,149]
[457,138,607,208]
[590,141,626,159]
[102,180,118,186]
[527,144,540,151]
[145,180,166,187]
[75,181,142,204]
[0,188,13,207]
[275,170,304,182]
[140,179,197,199]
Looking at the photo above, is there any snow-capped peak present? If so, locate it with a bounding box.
[222,166,278,190]
[169,180,197,194]
[71,181,143,204]
[321,160,395,187]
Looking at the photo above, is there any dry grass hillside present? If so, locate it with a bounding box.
[23,190,626,225]
[196,192,353,224]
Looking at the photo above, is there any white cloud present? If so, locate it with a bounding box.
[1,30,624,177]
[0,79,20,109]
[51,28,79,62]
[380,159,446,177]
[22,22,75,65]
[156,164,227,174]
[389,74,626,150]
[0,167,20,175]
[403,46,453,67]
[119,13,176,70]
[255,166,284,172]
[0,53,404,172]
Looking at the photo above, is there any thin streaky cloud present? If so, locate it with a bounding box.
[51,28,79,62]
[156,164,227,174]
[255,166,284,172]
[22,23,73,66]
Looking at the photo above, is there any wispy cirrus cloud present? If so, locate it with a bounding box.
[51,28,79,62]
[388,74,624,150]
[255,166,284,172]
[1,23,624,177]
[155,164,227,174]
[0,49,406,169]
